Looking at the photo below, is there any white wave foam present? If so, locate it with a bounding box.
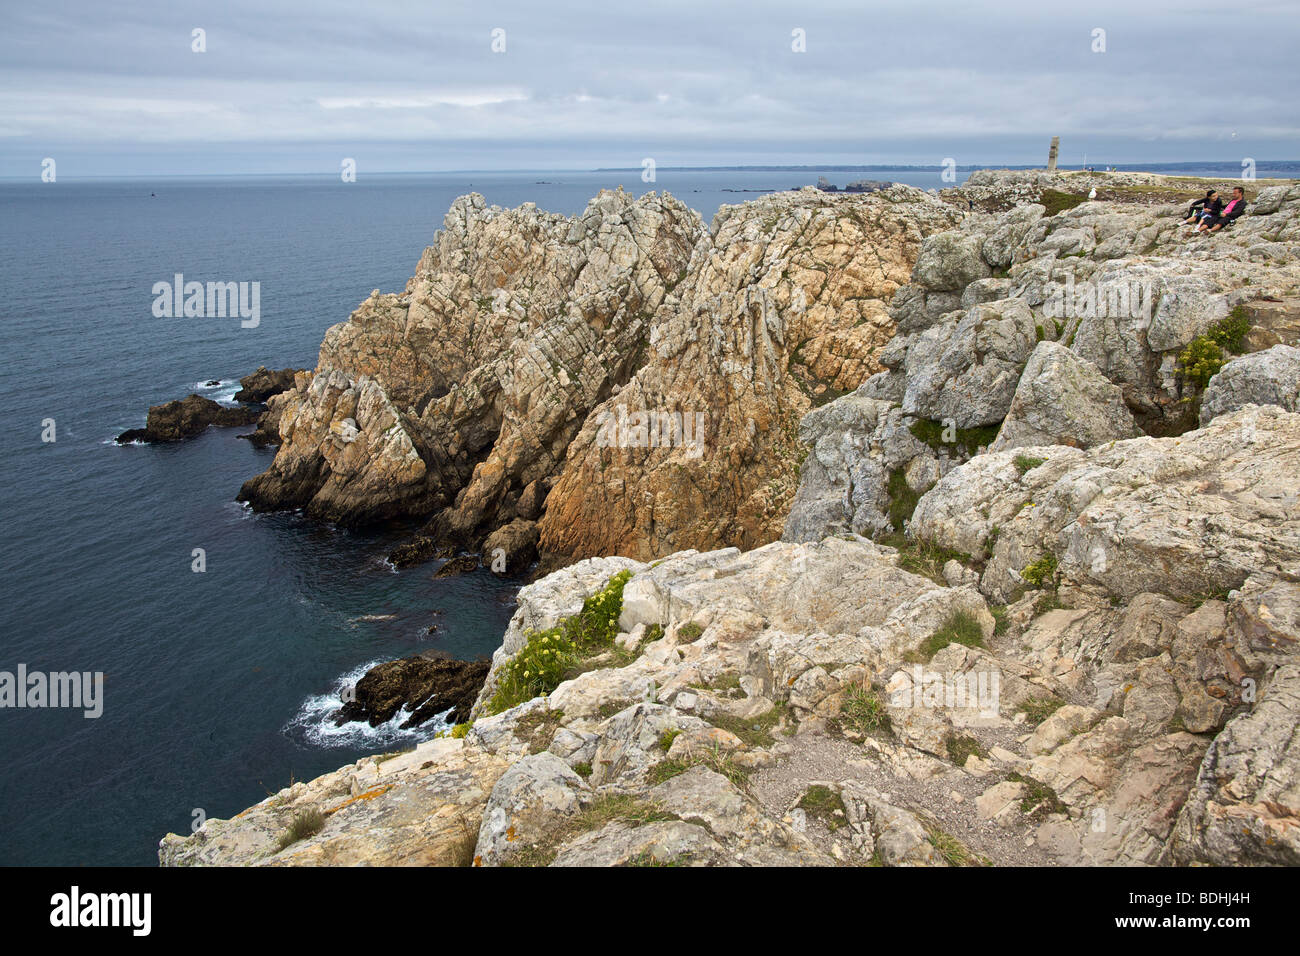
[194,378,241,405]
[283,659,452,750]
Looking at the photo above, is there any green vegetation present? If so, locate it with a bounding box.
[657,728,682,753]
[647,745,750,789]
[908,419,1001,458]
[676,621,704,642]
[945,733,989,765]
[1179,308,1252,388]
[797,785,847,832]
[989,604,1010,636]
[1032,591,1065,616]
[908,610,985,662]
[708,703,786,748]
[1013,454,1046,476]
[275,808,326,852]
[486,570,633,714]
[923,821,986,867]
[515,708,566,753]
[1039,189,1088,217]
[1006,772,1067,817]
[505,795,678,867]
[1020,553,1059,589]
[887,467,926,530]
[1017,697,1064,726]
[879,533,974,586]
[838,683,891,735]
[572,761,593,779]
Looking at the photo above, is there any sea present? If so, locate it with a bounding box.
[1,161,1295,866]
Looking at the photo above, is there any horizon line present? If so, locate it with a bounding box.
[3,159,1297,184]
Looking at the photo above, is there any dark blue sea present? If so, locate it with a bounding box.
[1,162,1295,866]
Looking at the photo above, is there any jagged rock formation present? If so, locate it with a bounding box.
[237,185,961,566]
[537,186,961,568]
[238,189,703,529]
[164,171,1300,868]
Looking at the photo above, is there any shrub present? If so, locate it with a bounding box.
[1179,336,1226,388]
[487,570,632,714]
[1020,553,1058,589]
[1179,309,1252,388]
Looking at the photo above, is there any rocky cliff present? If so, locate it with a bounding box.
[167,170,1300,867]
[238,185,960,568]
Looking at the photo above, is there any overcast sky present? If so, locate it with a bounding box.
[2,0,1296,177]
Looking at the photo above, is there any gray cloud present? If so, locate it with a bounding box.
[1,0,1295,175]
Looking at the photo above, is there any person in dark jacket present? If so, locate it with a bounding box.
[1197,186,1247,233]
[1182,189,1222,225]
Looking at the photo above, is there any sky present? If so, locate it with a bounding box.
[1,0,1296,177]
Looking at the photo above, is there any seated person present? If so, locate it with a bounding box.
[1182,189,1222,225]
[1197,186,1247,233]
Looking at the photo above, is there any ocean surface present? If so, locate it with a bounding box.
[1,162,1294,866]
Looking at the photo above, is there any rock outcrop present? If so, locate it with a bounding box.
[233,366,304,403]
[116,394,259,444]
[162,430,1300,865]
[990,341,1139,451]
[909,405,1300,604]
[238,185,961,568]
[332,656,489,729]
[1199,344,1300,424]
[863,175,1300,437]
[164,170,1300,869]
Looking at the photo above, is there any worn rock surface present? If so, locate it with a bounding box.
[166,171,1300,868]
[162,423,1300,866]
[991,341,1140,451]
[1200,344,1300,424]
